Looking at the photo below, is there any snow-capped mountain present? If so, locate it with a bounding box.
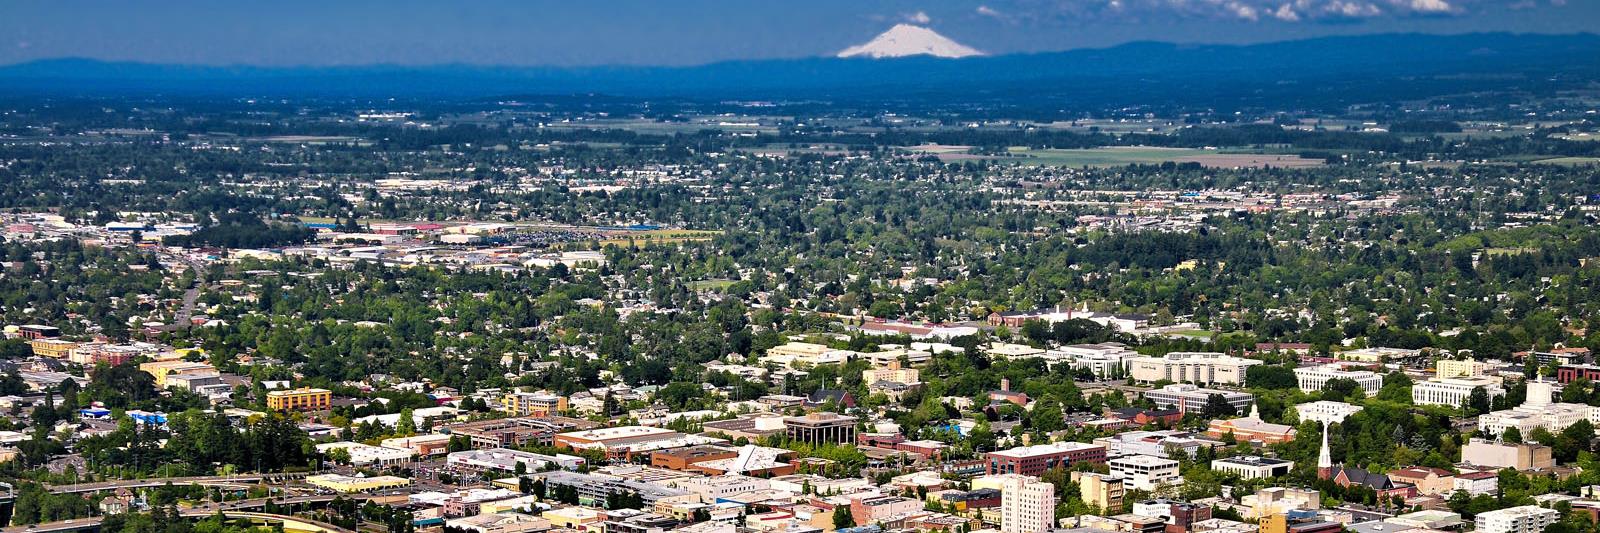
[837,24,983,59]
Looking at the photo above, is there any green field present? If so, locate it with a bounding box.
[1006,146,1323,168]
[1530,157,1600,166]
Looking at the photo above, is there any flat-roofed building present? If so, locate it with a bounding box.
[1461,438,1554,470]
[1126,352,1261,385]
[762,342,855,368]
[446,417,596,449]
[1294,401,1362,425]
[1438,358,1492,379]
[1093,430,1203,459]
[1413,376,1504,407]
[381,434,454,456]
[992,474,1055,533]
[1293,365,1384,396]
[701,414,788,441]
[1143,384,1253,414]
[985,442,1107,476]
[1108,455,1181,490]
[1210,456,1293,479]
[316,441,416,467]
[783,412,857,446]
[651,445,737,471]
[1072,471,1125,514]
[266,387,332,411]
[28,339,79,358]
[306,474,411,493]
[502,390,568,416]
[138,360,217,388]
[1475,506,1558,533]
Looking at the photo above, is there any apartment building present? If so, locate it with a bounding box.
[1071,471,1125,514]
[266,387,332,411]
[501,390,568,416]
[1475,506,1559,533]
[994,474,1055,533]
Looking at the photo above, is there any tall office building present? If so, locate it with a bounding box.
[995,474,1055,533]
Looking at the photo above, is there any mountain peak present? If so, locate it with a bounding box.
[837,24,983,59]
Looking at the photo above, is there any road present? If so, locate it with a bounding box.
[155,252,208,333]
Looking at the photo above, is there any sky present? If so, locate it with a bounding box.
[0,0,1594,67]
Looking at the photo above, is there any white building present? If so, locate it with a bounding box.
[315,442,416,467]
[987,343,1047,360]
[1294,401,1362,425]
[1339,347,1420,363]
[995,474,1055,533]
[1293,364,1384,396]
[1143,384,1254,414]
[760,342,857,368]
[1048,343,1138,378]
[1126,352,1262,386]
[1093,430,1203,459]
[1479,378,1600,438]
[1107,455,1181,491]
[1412,376,1504,407]
[1474,505,1558,533]
[1210,456,1294,479]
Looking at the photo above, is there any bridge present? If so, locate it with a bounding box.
[2,511,352,533]
[44,473,310,495]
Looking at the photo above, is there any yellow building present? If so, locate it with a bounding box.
[542,506,606,530]
[1260,514,1289,533]
[501,390,568,416]
[1437,358,1490,379]
[1072,471,1125,514]
[29,339,79,358]
[267,387,332,411]
[138,360,217,387]
[306,474,410,493]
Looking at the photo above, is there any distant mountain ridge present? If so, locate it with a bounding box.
[1,32,1596,106]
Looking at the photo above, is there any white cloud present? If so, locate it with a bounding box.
[1223,0,1262,20]
[1320,0,1383,17]
[905,10,932,24]
[1394,0,1455,13]
[979,0,1498,24]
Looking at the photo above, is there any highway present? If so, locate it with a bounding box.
[3,510,354,533]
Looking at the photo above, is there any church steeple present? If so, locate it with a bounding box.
[1316,420,1333,480]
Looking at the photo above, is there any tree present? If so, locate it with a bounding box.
[1465,386,1491,415]
[1202,394,1237,418]
[1502,426,1522,444]
[832,505,855,529]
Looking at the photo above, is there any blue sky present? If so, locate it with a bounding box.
[0,0,1593,66]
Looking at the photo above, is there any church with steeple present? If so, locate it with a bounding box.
[1315,419,1416,498]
